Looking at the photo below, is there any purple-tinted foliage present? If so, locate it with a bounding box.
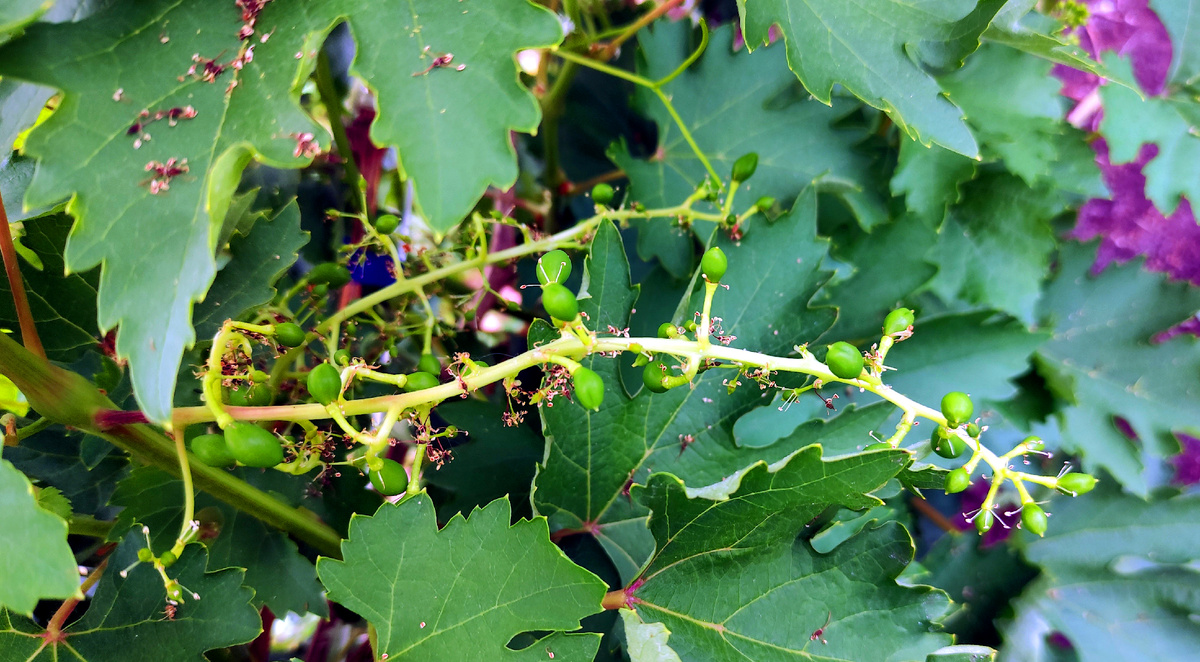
[1170,433,1200,486]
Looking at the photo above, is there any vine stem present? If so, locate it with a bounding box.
[316,49,368,216]
[0,189,46,359]
[44,558,108,643]
[596,0,685,61]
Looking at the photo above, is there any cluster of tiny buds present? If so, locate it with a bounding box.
[291,132,321,158]
[143,158,189,194]
[124,105,197,149]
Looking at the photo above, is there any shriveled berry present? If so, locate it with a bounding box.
[825,342,864,380]
[417,353,441,375]
[1056,473,1097,495]
[731,152,758,183]
[373,214,399,234]
[308,262,351,288]
[536,250,572,286]
[224,422,284,468]
[368,458,408,496]
[591,183,614,206]
[975,510,995,534]
[275,322,306,347]
[573,367,604,410]
[307,363,342,405]
[883,308,915,335]
[944,468,971,494]
[701,246,727,283]
[1022,504,1048,536]
[643,359,670,394]
[190,433,236,467]
[542,283,579,321]
[404,371,440,392]
[941,391,973,428]
[932,427,967,459]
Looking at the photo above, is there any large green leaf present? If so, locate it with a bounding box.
[1150,0,1200,88]
[3,426,129,514]
[535,192,837,582]
[1035,242,1200,495]
[626,447,950,661]
[0,0,559,421]
[317,495,605,661]
[107,467,327,618]
[0,1,51,36]
[1100,56,1200,216]
[981,0,1112,80]
[1003,490,1200,661]
[890,138,976,225]
[0,458,79,615]
[0,212,98,362]
[193,200,305,339]
[0,533,261,661]
[610,22,884,275]
[0,78,53,153]
[735,0,1003,157]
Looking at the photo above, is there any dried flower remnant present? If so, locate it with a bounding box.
[143,158,189,194]
[291,132,321,158]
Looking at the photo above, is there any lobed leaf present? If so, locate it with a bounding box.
[0,459,79,615]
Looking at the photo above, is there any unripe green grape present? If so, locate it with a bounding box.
[931,427,967,459]
[975,510,995,534]
[542,283,579,321]
[404,371,440,392]
[373,214,399,234]
[944,468,971,494]
[308,262,351,288]
[941,391,973,428]
[417,353,441,375]
[572,367,605,410]
[864,442,892,451]
[591,183,614,206]
[536,250,572,286]
[158,550,177,567]
[224,422,285,468]
[966,422,981,438]
[333,349,351,366]
[368,458,408,496]
[825,342,864,380]
[1022,435,1045,451]
[166,581,184,601]
[756,196,775,211]
[643,359,670,393]
[1022,504,1048,536]
[700,246,727,283]
[307,363,342,405]
[1056,472,1097,495]
[250,369,269,383]
[190,433,236,467]
[225,383,272,407]
[312,283,329,297]
[137,548,154,563]
[274,322,306,348]
[731,152,758,183]
[883,307,915,335]
[657,322,676,339]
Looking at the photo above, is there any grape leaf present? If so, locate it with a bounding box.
[929,172,1064,323]
[0,78,53,153]
[0,532,261,661]
[621,608,683,662]
[1035,242,1200,495]
[0,0,559,421]
[735,0,1003,157]
[1149,0,1200,87]
[35,485,73,521]
[1003,489,1200,661]
[0,155,55,223]
[0,458,79,615]
[610,22,885,275]
[317,494,605,660]
[890,138,976,225]
[0,1,50,36]
[1100,56,1200,216]
[193,200,305,339]
[981,0,1113,79]
[107,467,327,618]
[3,426,129,514]
[535,192,837,582]
[0,212,98,362]
[626,448,950,661]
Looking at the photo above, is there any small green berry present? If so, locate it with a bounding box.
[403,371,440,392]
[307,363,342,405]
[417,353,441,375]
[657,322,677,339]
[158,550,177,567]
[368,458,408,496]
[373,214,400,234]
[883,308,915,335]
[731,152,758,183]
[941,391,973,428]
[536,250,573,286]
[190,433,236,467]
[966,422,981,438]
[572,367,605,410]
[224,422,285,468]
[932,427,967,459]
[274,322,306,348]
[825,342,865,380]
[700,246,727,283]
[542,283,579,321]
[643,359,670,394]
[1056,472,1097,495]
[225,383,272,407]
[137,548,154,563]
[250,369,269,383]
[333,349,351,366]
[308,262,351,288]
[755,196,775,211]
[864,442,892,451]
[975,510,995,534]
[944,468,971,494]
[1022,504,1048,536]
[591,183,614,206]
[312,283,329,297]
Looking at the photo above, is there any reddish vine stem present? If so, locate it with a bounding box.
[909,496,961,535]
[597,0,685,61]
[0,189,46,359]
[44,558,109,642]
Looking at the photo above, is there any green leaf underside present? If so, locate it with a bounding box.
[1100,56,1200,216]
[736,0,999,157]
[535,191,840,582]
[1148,0,1200,87]
[0,0,559,421]
[317,495,606,660]
[0,212,99,362]
[107,466,327,618]
[1004,490,1200,661]
[1035,242,1200,495]
[0,79,54,157]
[0,459,79,615]
[630,450,949,661]
[193,200,305,339]
[0,0,50,35]
[611,23,885,276]
[0,533,260,661]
